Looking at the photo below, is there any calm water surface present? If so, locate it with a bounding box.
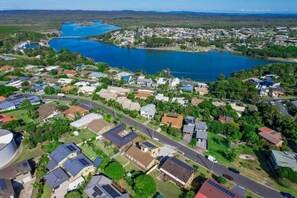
[49,21,275,82]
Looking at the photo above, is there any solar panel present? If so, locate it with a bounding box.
[66,145,76,152]
[143,141,156,148]
[0,179,7,190]
[93,186,103,196]
[92,192,97,197]
[102,185,121,198]
[79,158,90,166]
[207,180,235,198]
[171,157,195,172]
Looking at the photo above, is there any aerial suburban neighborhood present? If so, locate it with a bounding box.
[0,2,297,198]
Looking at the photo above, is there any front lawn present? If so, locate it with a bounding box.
[6,109,34,123]
[79,144,98,161]
[13,142,44,164]
[60,129,96,144]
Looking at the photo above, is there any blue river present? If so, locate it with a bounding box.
[49,21,276,82]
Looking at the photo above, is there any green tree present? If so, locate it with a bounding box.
[44,86,56,95]
[20,99,32,108]
[133,174,156,198]
[225,148,238,162]
[104,161,125,181]
[216,176,227,184]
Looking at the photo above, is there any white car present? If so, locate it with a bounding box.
[57,93,65,97]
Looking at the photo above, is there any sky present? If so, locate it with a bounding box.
[0,0,297,13]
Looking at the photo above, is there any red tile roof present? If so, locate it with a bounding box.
[0,96,6,102]
[259,127,274,133]
[0,114,17,123]
[195,179,243,198]
[258,127,283,146]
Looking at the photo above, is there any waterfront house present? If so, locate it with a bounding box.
[180,80,194,92]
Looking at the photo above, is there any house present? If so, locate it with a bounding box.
[44,167,70,190]
[157,77,167,85]
[258,127,283,147]
[292,100,297,108]
[87,119,113,135]
[125,145,155,172]
[135,89,154,99]
[116,72,133,82]
[269,86,286,97]
[84,175,129,198]
[182,116,195,142]
[196,121,208,150]
[137,76,153,87]
[0,114,17,125]
[155,94,169,102]
[116,97,141,111]
[0,179,14,198]
[172,97,187,106]
[74,81,90,87]
[58,78,73,85]
[102,125,138,150]
[195,179,243,198]
[45,66,60,71]
[195,83,209,95]
[269,150,297,171]
[169,78,180,87]
[64,106,89,119]
[70,113,103,128]
[63,153,95,179]
[191,98,204,105]
[0,65,13,72]
[33,83,46,93]
[161,113,183,129]
[180,80,193,92]
[37,104,58,121]
[159,157,195,187]
[63,70,77,77]
[78,86,96,95]
[0,101,15,112]
[79,70,92,77]
[0,160,32,183]
[139,141,160,157]
[97,86,130,101]
[140,104,156,119]
[46,143,81,171]
[24,65,38,72]
[62,85,77,93]
[89,72,106,79]
[218,116,234,124]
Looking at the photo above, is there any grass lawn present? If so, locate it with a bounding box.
[115,154,140,172]
[93,140,116,157]
[150,170,182,198]
[147,122,160,130]
[13,143,44,164]
[245,190,262,198]
[6,109,34,123]
[41,184,52,198]
[79,144,98,161]
[60,129,96,144]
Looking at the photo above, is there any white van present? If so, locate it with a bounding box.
[207,155,218,163]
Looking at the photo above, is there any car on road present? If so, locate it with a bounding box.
[228,167,240,174]
[57,93,65,97]
[223,174,234,181]
[207,155,218,163]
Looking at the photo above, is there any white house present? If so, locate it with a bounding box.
[70,113,103,128]
[58,78,73,85]
[155,94,169,102]
[169,78,180,87]
[78,86,96,95]
[140,104,156,119]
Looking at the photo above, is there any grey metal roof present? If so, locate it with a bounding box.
[271,101,291,117]
[84,175,130,198]
[44,167,70,189]
[185,116,195,125]
[271,150,297,171]
[183,125,195,134]
[63,154,93,177]
[292,100,297,108]
[195,121,207,131]
[47,142,80,170]
[140,104,156,116]
[196,131,208,139]
[102,125,138,148]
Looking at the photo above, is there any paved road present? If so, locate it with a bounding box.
[39,95,283,198]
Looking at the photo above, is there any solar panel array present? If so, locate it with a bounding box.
[0,179,7,190]
[66,145,76,152]
[102,185,121,198]
[143,141,155,148]
[22,161,28,167]
[92,186,103,197]
[171,157,195,172]
[207,180,235,198]
[79,158,90,166]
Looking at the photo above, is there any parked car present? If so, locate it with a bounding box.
[223,174,233,181]
[228,167,240,174]
[207,155,218,163]
[57,93,65,97]
[281,192,295,198]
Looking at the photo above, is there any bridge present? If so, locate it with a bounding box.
[52,36,84,39]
